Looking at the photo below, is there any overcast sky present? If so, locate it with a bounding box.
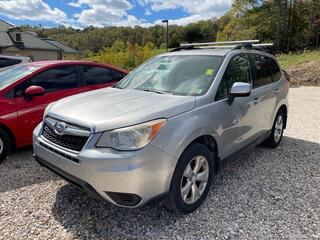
[0,0,233,28]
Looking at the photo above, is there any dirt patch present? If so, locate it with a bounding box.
[286,60,320,87]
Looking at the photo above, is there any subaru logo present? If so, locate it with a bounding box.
[54,122,67,135]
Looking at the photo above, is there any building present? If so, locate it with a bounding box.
[0,20,80,61]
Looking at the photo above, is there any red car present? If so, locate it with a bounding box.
[0,60,128,162]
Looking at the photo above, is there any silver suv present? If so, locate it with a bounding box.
[33,41,289,214]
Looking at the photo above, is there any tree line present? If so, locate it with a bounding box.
[21,0,319,67]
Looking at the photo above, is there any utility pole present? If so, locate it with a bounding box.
[162,19,169,51]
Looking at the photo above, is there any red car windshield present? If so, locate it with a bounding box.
[0,64,41,91]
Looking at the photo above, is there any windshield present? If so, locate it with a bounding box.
[0,64,41,91]
[117,55,223,96]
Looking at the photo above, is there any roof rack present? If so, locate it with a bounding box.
[171,40,273,52]
[180,40,259,47]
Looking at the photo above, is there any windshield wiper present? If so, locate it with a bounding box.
[112,84,123,89]
[140,89,173,95]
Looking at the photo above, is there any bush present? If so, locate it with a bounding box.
[88,41,166,70]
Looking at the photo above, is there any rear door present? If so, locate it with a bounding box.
[14,64,85,145]
[249,54,277,134]
[80,65,124,90]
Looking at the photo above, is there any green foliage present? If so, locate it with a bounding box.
[277,50,320,69]
[87,41,166,70]
[217,0,320,51]
[21,19,219,57]
[183,25,204,43]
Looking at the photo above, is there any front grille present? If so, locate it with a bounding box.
[42,123,88,152]
[39,141,79,163]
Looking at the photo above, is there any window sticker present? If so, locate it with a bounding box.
[206,69,214,75]
[192,88,203,94]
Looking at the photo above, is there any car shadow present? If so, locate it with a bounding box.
[51,136,320,239]
[0,147,59,192]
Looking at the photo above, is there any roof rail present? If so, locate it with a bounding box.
[171,40,273,52]
[180,40,260,47]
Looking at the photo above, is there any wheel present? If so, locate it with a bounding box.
[263,109,285,148]
[0,128,11,163]
[164,143,214,215]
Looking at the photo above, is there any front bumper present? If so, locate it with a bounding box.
[33,123,177,208]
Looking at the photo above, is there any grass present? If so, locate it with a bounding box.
[86,48,167,70]
[277,50,320,69]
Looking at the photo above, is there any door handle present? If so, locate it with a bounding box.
[254,97,261,104]
[275,88,280,93]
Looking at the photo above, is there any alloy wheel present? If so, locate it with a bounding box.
[180,155,209,204]
[0,138,3,154]
[274,115,283,143]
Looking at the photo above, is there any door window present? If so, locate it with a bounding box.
[82,66,113,85]
[111,69,126,81]
[251,54,273,88]
[216,54,251,100]
[14,65,77,97]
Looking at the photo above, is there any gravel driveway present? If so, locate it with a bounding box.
[0,87,319,240]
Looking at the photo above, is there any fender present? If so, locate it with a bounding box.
[151,113,221,161]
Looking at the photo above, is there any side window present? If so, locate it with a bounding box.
[82,66,113,85]
[111,69,126,81]
[216,54,251,100]
[269,58,282,82]
[251,54,273,88]
[14,65,77,97]
[0,57,22,68]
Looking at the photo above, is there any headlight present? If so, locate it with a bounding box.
[96,119,167,150]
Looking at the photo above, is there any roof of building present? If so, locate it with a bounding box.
[0,20,14,32]
[0,20,79,54]
[44,39,80,54]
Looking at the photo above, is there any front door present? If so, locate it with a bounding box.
[13,65,84,145]
[214,53,258,159]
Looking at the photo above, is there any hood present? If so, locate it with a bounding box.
[46,87,195,132]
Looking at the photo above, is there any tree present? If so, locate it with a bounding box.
[183,25,203,43]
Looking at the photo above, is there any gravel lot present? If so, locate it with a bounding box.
[0,87,319,240]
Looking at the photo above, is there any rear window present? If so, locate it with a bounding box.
[251,54,273,88]
[0,57,22,68]
[269,58,282,82]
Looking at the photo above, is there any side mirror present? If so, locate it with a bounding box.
[24,85,45,100]
[227,82,252,105]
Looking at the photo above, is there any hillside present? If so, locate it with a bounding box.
[278,51,320,86]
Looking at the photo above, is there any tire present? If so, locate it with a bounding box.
[0,128,11,163]
[263,109,285,148]
[164,143,214,215]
